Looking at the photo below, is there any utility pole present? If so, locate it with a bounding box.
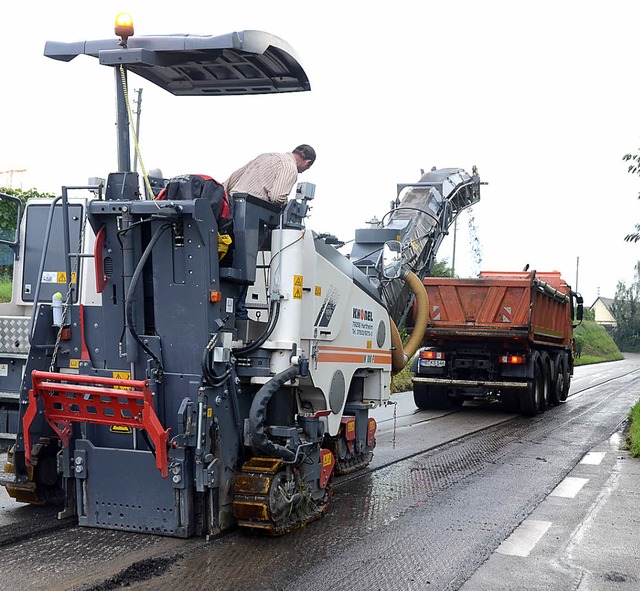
[451,218,457,276]
[132,88,143,173]
[575,256,579,293]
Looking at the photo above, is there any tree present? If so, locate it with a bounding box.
[610,261,640,351]
[623,151,640,242]
[431,258,455,278]
[0,187,55,275]
[0,186,55,232]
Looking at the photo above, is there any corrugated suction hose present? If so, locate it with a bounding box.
[390,270,429,375]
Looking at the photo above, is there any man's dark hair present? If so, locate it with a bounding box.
[293,144,316,164]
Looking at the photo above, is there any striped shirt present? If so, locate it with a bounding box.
[223,152,298,206]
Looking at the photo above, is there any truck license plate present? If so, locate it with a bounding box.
[420,359,445,368]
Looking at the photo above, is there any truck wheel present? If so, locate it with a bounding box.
[549,356,562,406]
[413,384,451,410]
[519,382,537,416]
[559,357,570,402]
[538,352,551,412]
[450,394,465,409]
[520,354,544,417]
[502,390,520,413]
[550,371,563,406]
[413,383,431,409]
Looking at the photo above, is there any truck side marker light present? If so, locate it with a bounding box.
[210,290,222,303]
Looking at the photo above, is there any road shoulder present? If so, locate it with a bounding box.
[461,429,640,590]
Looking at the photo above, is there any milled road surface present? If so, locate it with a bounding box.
[0,356,638,591]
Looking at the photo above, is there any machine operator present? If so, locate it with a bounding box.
[223,144,316,206]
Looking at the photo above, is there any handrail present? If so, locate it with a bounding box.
[28,196,63,347]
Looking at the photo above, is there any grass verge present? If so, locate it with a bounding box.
[0,275,11,303]
[626,402,640,457]
[574,321,623,366]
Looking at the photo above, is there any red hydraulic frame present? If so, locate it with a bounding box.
[23,370,170,478]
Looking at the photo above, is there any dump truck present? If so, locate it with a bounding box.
[411,270,583,416]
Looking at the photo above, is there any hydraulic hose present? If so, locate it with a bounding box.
[390,269,430,375]
[125,223,171,371]
[248,365,299,461]
[232,299,281,356]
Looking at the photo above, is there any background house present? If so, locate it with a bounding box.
[590,296,616,328]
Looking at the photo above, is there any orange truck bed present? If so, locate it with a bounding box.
[423,271,574,347]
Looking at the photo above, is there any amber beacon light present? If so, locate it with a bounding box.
[115,12,134,46]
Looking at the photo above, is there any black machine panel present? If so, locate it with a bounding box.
[22,203,84,303]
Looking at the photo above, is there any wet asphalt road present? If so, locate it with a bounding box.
[0,356,638,591]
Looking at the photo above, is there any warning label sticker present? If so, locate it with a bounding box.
[293,275,303,299]
[41,272,77,284]
[112,370,132,390]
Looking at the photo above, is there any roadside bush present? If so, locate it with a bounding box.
[392,363,413,393]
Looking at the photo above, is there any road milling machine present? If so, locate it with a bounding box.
[0,17,481,537]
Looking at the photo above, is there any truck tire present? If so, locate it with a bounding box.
[501,390,520,413]
[519,353,544,417]
[413,383,452,410]
[549,354,562,406]
[538,352,551,412]
[559,356,571,402]
[449,393,465,409]
[519,382,537,417]
[550,354,571,405]
[413,383,431,409]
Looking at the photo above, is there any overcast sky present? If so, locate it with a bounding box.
[2,1,639,306]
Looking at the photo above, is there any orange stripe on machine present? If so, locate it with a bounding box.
[317,345,391,364]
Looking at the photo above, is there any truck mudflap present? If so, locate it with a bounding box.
[412,377,528,389]
[23,370,171,477]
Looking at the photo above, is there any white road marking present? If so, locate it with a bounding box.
[580,451,605,465]
[550,477,589,498]
[496,519,552,557]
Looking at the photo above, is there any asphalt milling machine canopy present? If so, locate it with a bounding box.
[44,29,310,96]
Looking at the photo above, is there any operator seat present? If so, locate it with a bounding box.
[219,193,281,284]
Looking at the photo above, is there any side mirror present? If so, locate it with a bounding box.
[382,240,403,279]
[0,192,23,259]
[575,293,584,322]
